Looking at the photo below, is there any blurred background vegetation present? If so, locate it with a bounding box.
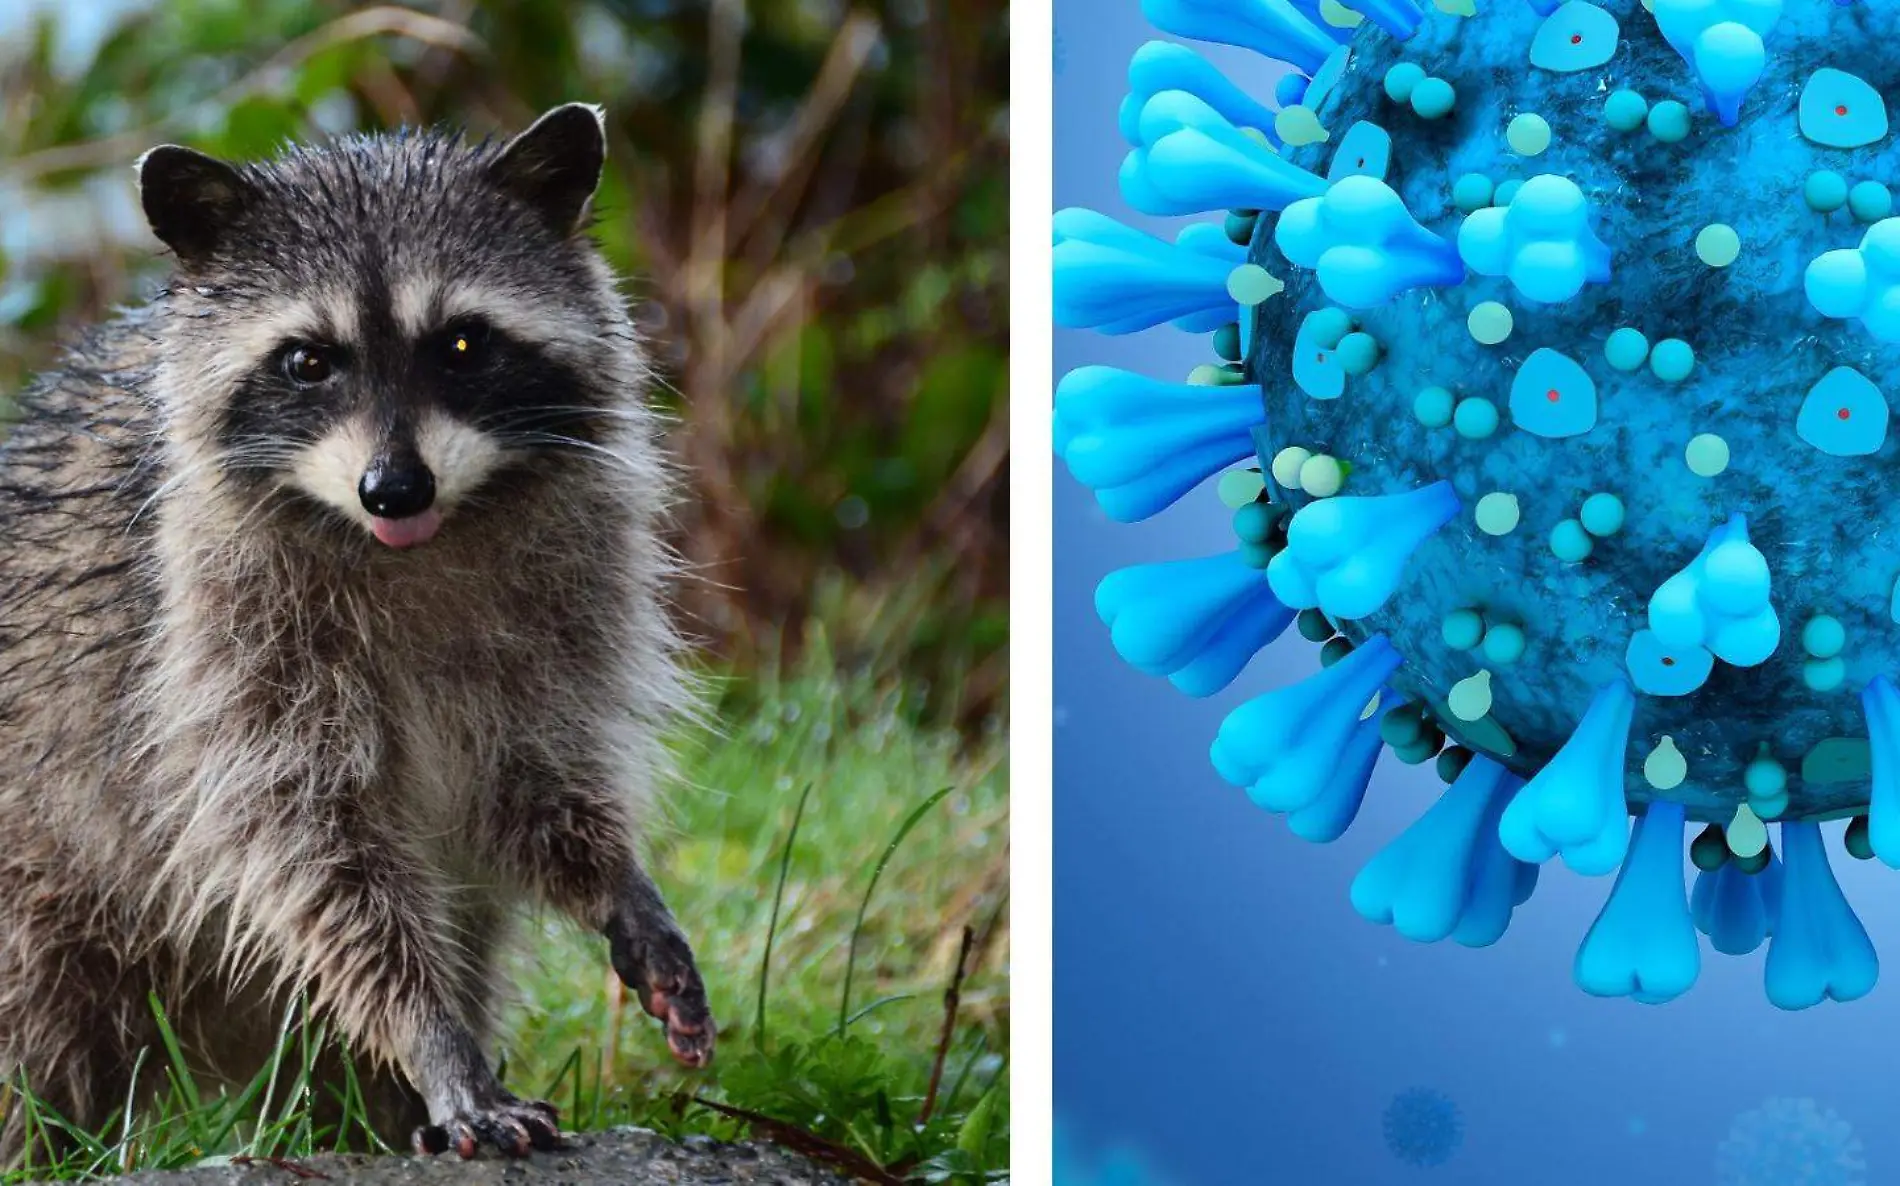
[0,2,1008,1179]
[0,0,1009,728]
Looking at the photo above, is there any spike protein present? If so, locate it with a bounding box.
[1055,0,1900,1010]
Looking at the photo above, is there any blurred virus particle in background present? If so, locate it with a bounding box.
[1716,1098,1866,1186]
[1054,1118,1187,1186]
[1054,0,1900,1008]
[1382,1087,1463,1169]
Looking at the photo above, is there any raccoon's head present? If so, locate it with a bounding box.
[136,103,654,551]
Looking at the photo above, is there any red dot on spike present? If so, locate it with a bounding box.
[1546,389,1560,402]
[1570,33,1582,45]
[1837,105,1849,116]
[1661,657,1676,667]
[1839,408,1852,421]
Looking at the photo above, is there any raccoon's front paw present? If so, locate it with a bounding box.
[608,921,716,1068]
[412,1095,561,1159]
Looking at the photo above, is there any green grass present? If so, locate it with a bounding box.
[1,651,1010,1182]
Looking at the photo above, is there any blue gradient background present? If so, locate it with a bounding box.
[1051,6,1900,1183]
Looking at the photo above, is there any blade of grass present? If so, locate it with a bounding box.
[755,782,813,1051]
[842,993,916,1027]
[838,785,954,1035]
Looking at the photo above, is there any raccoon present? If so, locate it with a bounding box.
[0,103,713,1161]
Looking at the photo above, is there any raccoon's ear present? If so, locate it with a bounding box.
[136,145,252,265]
[487,103,606,236]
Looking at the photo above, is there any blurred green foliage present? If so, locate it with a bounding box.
[0,0,1009,724]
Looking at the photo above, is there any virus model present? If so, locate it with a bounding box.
[1382,1087,1463,1169]
[1055,0,1900,1009]
[1716,1097,1867,1186]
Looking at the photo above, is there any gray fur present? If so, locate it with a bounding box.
[0,105,712,1163]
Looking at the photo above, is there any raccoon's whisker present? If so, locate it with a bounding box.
[494,432,646,477]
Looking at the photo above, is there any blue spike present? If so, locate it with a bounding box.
[1267,482,1460,620]
[1121,92,1328,217]
[1499,678,1635,875]
[1141,0,1339,75]
[1345,0,1424,41]
[1691,850,1781,956]
[1274,176,1466,309]
[1861,674,1900,868]
[1275,71,1310,109]
[1456,175,1612,304]
[1053,208,1248,335]
[1765,822,1877,1010]
[1646,512,1780,669]
[1527,0,1562,15]
[1053,366,1264,522]
[1284,697,1387,842]
[1211,634,1401,814]
[1350,755,1536,946]
[1124,42,1280,149]
[1574,802,1699,1004]
[1652,0,1781,127]
[1097,551,1294,697]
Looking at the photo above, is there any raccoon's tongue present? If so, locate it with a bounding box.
[369,510,442,548]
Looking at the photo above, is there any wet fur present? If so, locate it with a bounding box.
[0,112,710,1161]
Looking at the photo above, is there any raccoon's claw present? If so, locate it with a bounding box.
[608,921,716,1068]
[412,1097,560,1159]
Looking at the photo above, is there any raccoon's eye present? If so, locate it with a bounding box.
[283,345,335,386]
[438,322,491,371]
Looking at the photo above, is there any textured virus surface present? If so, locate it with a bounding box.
[1382,1087,1463,1169]
[1055,0,1900,1009]
[1716,1097,1867,1186]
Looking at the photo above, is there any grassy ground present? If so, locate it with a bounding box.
[2,649,1010,1183]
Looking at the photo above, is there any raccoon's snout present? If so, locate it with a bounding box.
[358,456,441,548]
[359,458,436,519]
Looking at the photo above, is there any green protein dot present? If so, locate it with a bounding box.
[1270,446,1311,488]
[1481,623,1526,665]
[1579,492,1626,537]
[1319,636,1354,666]
[1452,173,1495,212]
[1448,670,1494,722]
[1275,105,1327,147]
[1223,210,1259,246]
[1805,170,1850,213]
[1507,113,1552,155]
[1644,736,1687,791]
[1414,386,1456,427]
[1380,704,1425,747]
[1727,804,1768,859]
[1227,263,1283,306]
[1686,433,1730,477]
[1410,77,1456,120]
[1213,323,1242,362]
[1851,180,1894,223]
[1475,492,1521,536]
[1696,224,1741,267]
[1231,499,1275,542]
[1336,331,1381,375]
[1383,61,1427,103]
[1468,301,1514,345]
[1743,754,1787,798]
[1551,518,1593,562]
[1647,100,1691,142]
[1650,338,1695,382]
[1436,746,1473,783]
[1308,306,1354,349]
[1238,539,1275,570]
[1453,397,1499,439]
[1441,607,1485,651]
[1493,178,1524,206]
[1298,454,1345,497]
[1805,656,1847,692]
[1803,615,1846,659]
[1604,327,1650,371]
[1218,468,1267,509]
[1296,607,1335,642]
[1604,89,1649,132]
[1186,364,1230,387]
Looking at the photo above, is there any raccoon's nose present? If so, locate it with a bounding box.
[358,458,437,519]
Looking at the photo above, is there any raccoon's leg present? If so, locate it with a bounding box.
[487,761,715,1067]
[226,815,560,1158]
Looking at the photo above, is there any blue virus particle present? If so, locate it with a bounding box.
[1054,1119,1185,1186]
[1383,1087,1463,1169]
[1054,1,1900,1011]
[1716,1098,1866,1186]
